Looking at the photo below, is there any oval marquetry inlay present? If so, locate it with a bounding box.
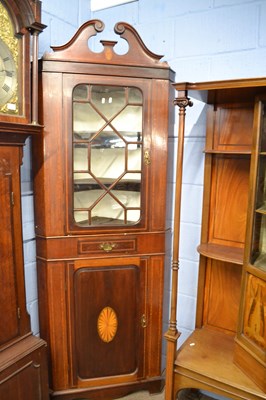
[97,306,118,343]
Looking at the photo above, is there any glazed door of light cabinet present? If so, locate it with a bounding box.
[0,146,29,348]
[67,257,145,385]
[235,98,266,392]
[63,74,151,233]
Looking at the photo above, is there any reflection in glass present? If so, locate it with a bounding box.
[72,85,143,226]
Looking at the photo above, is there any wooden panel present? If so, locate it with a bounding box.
[212,104,253,152]
[203,259,242,333]
[234,340,266,393]
[0,146,30,346]
[145,256,164,376]
[243,274,266,350]
[209,155,250,247]
[0,336,49,400]
[45,262,69,390]
[33,72,65,237]
[0,155,19,345]
[70,260,143,380]
[150,79,171,231]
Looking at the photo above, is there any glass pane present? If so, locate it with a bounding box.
[74,210,89,224]
[252,213,266,272]
[91,86,126,119]
[74,172,92,187]
[127,209,141,223]
[129,87,142,104]
[128,148,141,170]
[91,193,125,225]
[255,156,266,210]
[260,104,266,152]
[251,104,266,271]
[72,84,143,227]
[73,145,88,172]
[74,185,105,208]
[73,85,89,101]
[112,106,142,136]
[73,103,105,138]
[91,130,126,149]
[110,189,140,209]
[91,147,125,180]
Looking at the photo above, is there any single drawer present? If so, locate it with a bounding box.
[78,237,137,254]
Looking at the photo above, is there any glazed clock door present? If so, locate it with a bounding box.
[68,257,145,384]
[63,74,150,232]
[0,3,23,116]
[235,97,266,392]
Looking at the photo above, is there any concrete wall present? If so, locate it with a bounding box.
[21,1,266,397]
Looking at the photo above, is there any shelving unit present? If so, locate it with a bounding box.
[165,78,266,400]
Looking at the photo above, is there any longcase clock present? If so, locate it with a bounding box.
[33,20,174,399]
[0,1,49,399]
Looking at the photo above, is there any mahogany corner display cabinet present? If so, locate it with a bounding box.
[0,1,49,399]
[33,20,175,399]
[165,78,266,400]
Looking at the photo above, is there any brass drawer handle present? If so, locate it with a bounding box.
[99,242,117,252]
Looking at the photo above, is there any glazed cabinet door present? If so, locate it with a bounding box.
[0,146,30,348]
[63,74,152,233]
[67,257,146,386]
[235,98,266,392]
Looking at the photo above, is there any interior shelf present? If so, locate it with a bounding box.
[197,243,244,265]
[204,150,251,155]
[174,328,265,399]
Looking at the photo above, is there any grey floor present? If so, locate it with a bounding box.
[119,389,216,400]
[119,391,164,400]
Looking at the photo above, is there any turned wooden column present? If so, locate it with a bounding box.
[165,88,192,400]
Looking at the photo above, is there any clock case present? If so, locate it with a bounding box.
[0,1,49,399]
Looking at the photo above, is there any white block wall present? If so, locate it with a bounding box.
[21,1,266,397]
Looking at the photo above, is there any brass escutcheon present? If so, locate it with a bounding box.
[141,314,147,328]
[144,149,151,165]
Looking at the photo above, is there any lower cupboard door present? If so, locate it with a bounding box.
[68,258,145,382]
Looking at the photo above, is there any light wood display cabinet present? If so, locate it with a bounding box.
[165,78,266,400]
[33,20,174,399]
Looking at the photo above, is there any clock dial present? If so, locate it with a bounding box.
[0,39,17,110]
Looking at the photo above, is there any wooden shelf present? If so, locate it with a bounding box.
[204,150,251,155]
[174,328,265,399]
[197,243,244,265]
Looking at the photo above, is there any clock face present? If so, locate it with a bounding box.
[0,39,17,110]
